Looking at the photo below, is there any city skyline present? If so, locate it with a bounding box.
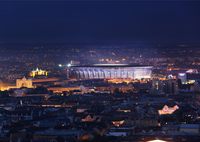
[1,1,200,142]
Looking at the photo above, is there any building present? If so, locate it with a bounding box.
[158,105,179,115]
[178,69,200,84]
[0,77,33,90]
[163,79,179,95]
[16,77,33,88]
[29,68,48,78]
[66,64,153,80]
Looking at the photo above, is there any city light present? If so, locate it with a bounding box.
[67,63,72,67]
[0,1,199,141]
[147,140,167,142]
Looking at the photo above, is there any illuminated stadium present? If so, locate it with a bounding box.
[66,64,153,80]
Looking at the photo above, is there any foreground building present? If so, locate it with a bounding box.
[66,64,153,80]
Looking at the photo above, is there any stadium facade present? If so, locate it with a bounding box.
[67,64,153,80]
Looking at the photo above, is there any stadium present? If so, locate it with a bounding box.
[66,64,153,80]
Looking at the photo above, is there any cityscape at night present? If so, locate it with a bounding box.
[1,0,200,142]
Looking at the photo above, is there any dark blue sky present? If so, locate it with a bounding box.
[0,0,200,43]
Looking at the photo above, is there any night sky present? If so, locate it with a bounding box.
[0,0,200,44]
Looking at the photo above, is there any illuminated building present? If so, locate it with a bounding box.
[147,140,167,142]
[178,73,187,84]
[112,120,125,127]
[158,105,179,115]
[0,77,34,90]
[16,77,33,88]
[66,64,152,80]
[30,68,48,78]
[81,115,99,122]
[178,69,200,84]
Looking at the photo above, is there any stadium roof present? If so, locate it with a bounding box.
[69,64,153,68]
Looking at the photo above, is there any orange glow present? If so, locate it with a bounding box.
[112,120,125,127]
[108,79,133,84]
[30,68,48,77]
[158,105,179,115]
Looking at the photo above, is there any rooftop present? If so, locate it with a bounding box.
[68,64,153,68]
